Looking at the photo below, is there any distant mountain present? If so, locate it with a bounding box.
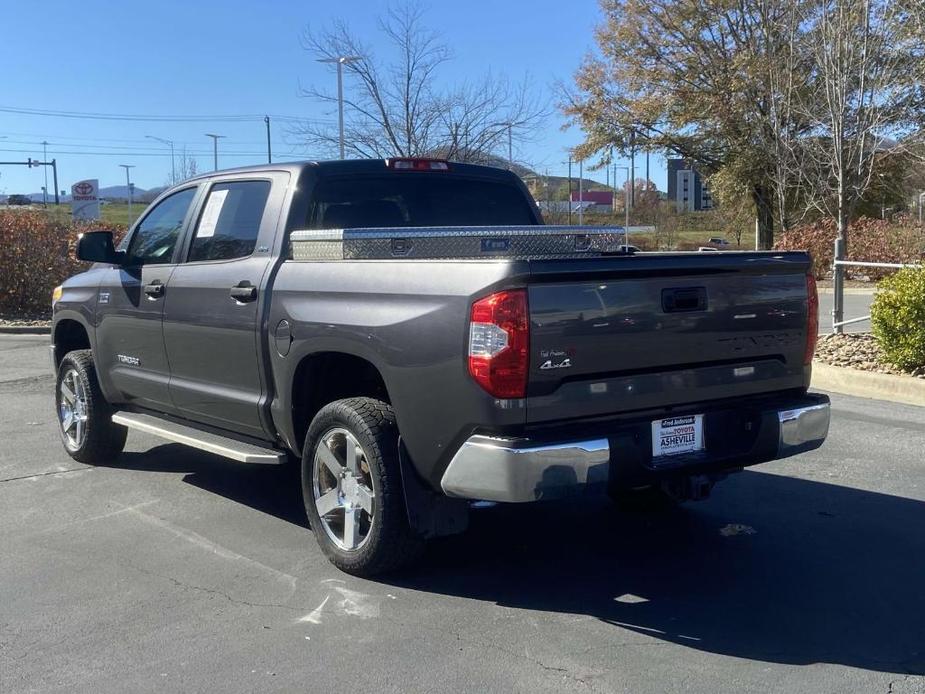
[99,185,149,200]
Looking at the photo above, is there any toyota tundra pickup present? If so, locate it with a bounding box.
[51,158,829,576]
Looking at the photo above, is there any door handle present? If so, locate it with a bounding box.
[144,281,165,298]
[230,282,257,302]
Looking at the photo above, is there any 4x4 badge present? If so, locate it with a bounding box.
[540,357,572,370]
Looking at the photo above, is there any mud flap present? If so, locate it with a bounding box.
[398,439,469,539]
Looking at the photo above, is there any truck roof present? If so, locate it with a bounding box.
[184,158,522,183]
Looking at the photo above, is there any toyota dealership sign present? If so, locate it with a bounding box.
[71,179,100,221]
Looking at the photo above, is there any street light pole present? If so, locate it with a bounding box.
[578,158,584,225]
[146,136,176,184]
[119,164,136,224]
[205,133,226,171]
[507,123,513,170]
[615,165,630,246]
[41,141,49,207]
[318,56,361,159]
[265,115,272,164]
[567,155,572,225]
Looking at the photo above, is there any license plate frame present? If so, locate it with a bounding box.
[651,414,705,458]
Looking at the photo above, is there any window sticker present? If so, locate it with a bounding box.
[197,189,229,238]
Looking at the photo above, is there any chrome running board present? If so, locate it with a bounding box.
[112,411,285,465]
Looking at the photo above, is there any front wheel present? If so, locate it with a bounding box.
[55,350,126,464]
[301,397,423,576]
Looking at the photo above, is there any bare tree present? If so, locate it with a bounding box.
[294,2,546,163]
[173,148,198,183]
[795,0,923,248]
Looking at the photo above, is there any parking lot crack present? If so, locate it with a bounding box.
[120,561,303,614]
[887,674,920,694]
[0,467,89,484]
[379,613,604,692]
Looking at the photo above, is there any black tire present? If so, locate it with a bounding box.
[55,350,127,464]
[301,397,423,576]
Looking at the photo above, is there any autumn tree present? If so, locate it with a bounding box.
[295,2,546,163]
[563,0,812,248]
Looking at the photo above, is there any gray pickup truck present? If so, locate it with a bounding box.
[51,158,829,576]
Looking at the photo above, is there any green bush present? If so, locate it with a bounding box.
[871,267,925,372]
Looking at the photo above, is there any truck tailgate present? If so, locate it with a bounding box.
[525,252,812,424]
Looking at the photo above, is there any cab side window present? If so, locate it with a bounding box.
[188,181,271,262]
[124,187,197,265]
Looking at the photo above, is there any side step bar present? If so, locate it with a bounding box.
[112,411,286,465]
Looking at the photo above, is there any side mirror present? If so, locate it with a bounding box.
[76,231,121,264]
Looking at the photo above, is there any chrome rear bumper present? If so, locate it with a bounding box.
[440,436,610,503]
[440,398,830,503]
[778,402,830,456]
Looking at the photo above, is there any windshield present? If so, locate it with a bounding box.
[306,174,538,228]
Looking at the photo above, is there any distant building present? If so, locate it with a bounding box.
[667,159,713,212]
[569,190,614,207]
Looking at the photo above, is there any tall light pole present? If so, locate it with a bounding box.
[566,155,572,225]
[205,133,226,171]
[506,123,513,170]
[317,56,361,159]
[146,135,175,183]
[578,158,584,225]
[119,164,136,224]
[615,165,630,247]
[41,141,49,207]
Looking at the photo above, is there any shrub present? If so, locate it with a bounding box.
[0,210,125,318]
[870,267,925,372]
[774,217,924,280]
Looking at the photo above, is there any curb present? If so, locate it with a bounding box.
[817,287,876,295]
[0,326,50,335]
[812,361,925,407]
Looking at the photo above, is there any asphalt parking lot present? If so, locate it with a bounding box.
[2,333,924,694]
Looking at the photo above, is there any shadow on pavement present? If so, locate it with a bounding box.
[108,446,925,675]
[115,444,307,527]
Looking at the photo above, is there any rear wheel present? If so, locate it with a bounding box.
[301,397,423,576]
[56,350,126,464]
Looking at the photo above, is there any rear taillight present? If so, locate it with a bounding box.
[468,289,529,398]
[805,273,818,365]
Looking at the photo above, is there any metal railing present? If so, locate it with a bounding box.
[831,237,922,333]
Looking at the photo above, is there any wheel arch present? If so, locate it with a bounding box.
[52,316,92,367]
[290,351,391,456]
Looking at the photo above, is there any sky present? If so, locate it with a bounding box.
[0,0,667,196]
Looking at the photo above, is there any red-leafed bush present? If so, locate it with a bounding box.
[775,217,924,279]
[0,210,126,318]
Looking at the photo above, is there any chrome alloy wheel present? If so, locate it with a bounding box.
[312,427,376,551]
[58,367,89,450]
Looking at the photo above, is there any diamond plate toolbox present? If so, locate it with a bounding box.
[290,225,627,260]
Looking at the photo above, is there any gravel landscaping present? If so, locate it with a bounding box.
[815,332,925,378]
[0,316,50,329]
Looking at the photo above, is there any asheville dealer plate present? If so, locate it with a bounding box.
[652,415,704,458]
